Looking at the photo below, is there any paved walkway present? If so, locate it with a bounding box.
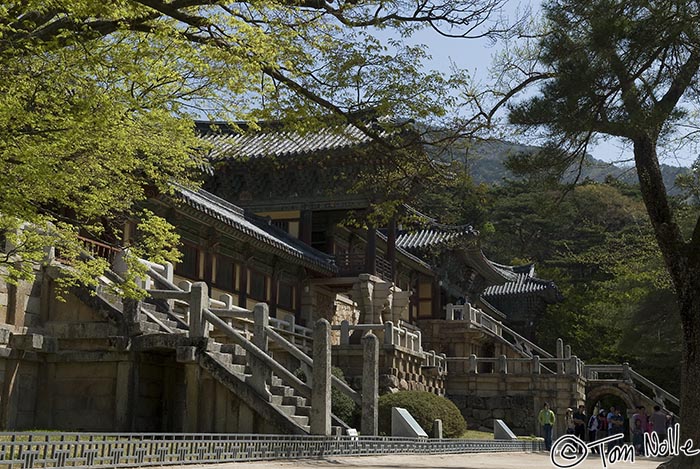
[163,452,671,469]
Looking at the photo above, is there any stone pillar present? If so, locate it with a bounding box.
[384,321,394,346]
[311,319,331,435]
[498,355,508,374]
[184,363,200,432]
[532,355,541,375]
[123,298,141,336]
[469,354,478,374]
[564,344,572,359]
[340,320,350,345]
[250,303,271,400]
[433,419,443,439]
[556,338,564,374]
[189,282,208,338]
[569,355,579,376]
[115,360,133,431]
[362,332,379,436]
[622,362,631,381]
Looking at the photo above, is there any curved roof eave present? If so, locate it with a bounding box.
[162,185,337,276]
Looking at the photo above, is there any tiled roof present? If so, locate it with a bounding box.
[482,263,561,301]
[396,227,477,250]
[196,121,391,160]
[171,184,337,274]
[375,232,432,273]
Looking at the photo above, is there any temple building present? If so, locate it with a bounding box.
[197,119,561,336]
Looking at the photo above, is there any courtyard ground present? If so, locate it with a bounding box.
[163,451,671,469]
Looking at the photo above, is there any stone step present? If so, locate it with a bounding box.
[220,343,247,359]
[271,394,284,405]
[207,351,231,364]
[277,404,297,416]
[290,414,309,427]
[146,309,168,320]
[206,341,222,353]
[282,395,306,407]
[270,385,294,397]
[138,321,162,334]
[142,302,158,313]
[294,405,311,417]
[227,363,246,374]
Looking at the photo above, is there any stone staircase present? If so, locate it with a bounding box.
[116,285,346,435]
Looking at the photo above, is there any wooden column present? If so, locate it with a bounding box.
[432,277,442,319]
[270,260,280,318]
[365,226,377,275]
[238,261,248,308]
[387,217,397,282]
[300,210,313,245]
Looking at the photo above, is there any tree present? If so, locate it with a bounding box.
[505,1,700,466]
[1,0,505,291]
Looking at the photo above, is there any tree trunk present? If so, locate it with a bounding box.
[661,284,700,469]
[633,136,700,468]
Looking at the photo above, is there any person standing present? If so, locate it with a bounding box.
[565,408,575,434]
[650,405,668,441]
[588,411,599,451]
[573,405,587,441]
[632,418,645,456]
[539,402,556,451]
[606,406,616,436]
[596,411,608,444]
[610,408,625,448]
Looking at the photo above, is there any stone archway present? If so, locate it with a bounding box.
[586,384,638,441]
[586,384,637,414]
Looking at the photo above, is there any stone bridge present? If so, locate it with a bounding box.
[584,364,679,421]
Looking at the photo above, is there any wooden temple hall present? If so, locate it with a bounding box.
[3,117,679,439]
[159,120,564,336]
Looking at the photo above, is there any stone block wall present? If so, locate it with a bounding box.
[449,394,534,435]
[446,373,586,437]
[333,345,445,396]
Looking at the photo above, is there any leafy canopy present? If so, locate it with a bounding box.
[0,0,504,289]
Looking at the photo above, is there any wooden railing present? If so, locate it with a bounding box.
[333,252,393,282]
[55,235,121,264]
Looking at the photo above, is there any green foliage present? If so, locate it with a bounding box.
[295,366,358,427]
[478,178,686,395]
[378,391,466,438]
[0,0,504,291]
[329,368,359,428]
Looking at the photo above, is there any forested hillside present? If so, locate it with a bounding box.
[433,139,689,196]
[417,163,693,396]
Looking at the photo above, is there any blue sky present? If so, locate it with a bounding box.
[396,0,695,168]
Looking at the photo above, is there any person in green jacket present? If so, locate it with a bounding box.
[538,402,556,450]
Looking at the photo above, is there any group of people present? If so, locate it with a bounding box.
[538,402,672,454]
